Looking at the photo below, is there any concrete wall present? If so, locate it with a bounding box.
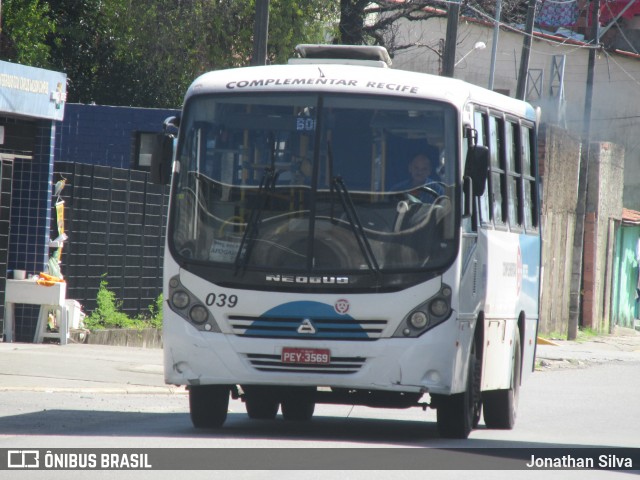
[538,126,581,335]
[583,142,625,332]
[84,328,163,349]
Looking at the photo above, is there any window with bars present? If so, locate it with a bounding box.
[472,108,538,233]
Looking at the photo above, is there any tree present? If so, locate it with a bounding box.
[45,0,118,104]
[268,1,338,64]
[43,0,336,108]
[337,1,445,52]
[101,0,336,107]
[335,0,528,55]
[0,0,55,67]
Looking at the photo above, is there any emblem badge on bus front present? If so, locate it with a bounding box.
[297,319,317,335]
[335,298,350,314]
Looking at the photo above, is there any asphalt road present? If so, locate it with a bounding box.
[1,330,639,479]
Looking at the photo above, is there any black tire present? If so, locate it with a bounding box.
[436,340,482,439]
[483,328,521,429]
[281,388,316,421]
[243,386,280,420]
[189,385,230,429]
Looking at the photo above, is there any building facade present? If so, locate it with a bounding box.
[0,61,68,341]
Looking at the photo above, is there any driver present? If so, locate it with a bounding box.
[392,152,443,199]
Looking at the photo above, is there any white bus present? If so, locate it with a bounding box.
[152,44,541,439]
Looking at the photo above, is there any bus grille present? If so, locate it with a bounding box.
[228,315,387,340]
[245,353,366,374]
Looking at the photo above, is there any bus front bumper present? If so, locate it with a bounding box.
[163,317,475,396]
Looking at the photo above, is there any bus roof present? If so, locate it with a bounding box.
[185,62,537,122]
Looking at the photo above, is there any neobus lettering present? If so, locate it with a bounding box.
[226,78,359,89]
[365,81,418,94]
[266,274,349,284]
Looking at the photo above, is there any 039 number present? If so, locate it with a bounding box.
[205,292,238,308]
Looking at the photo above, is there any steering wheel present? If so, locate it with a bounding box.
[393,195,451,234]
[415,185,440,200]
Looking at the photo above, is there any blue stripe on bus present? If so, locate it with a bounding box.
[243,301,369,339]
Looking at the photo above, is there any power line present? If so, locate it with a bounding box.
[603,49,640,87]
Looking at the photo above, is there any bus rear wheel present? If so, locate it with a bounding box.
[189,385,230,429]
[281,388,316,421]
[243,386,280,420]
[483,328,521,429]
[436,341,481,439]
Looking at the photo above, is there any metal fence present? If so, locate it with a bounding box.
[54,162,169,317]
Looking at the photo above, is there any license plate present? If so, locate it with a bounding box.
[282,347,331,365]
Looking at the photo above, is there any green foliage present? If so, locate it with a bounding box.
[267,0,338,64]
[24,0,339,108]
[576,327,599,342]
[144,294,164,330]
[84,280,162,331]
[2,1,462,106]
[1,0,55,67]
[45,0,120,104]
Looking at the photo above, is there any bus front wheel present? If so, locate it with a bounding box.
[189,385,230,429]
[483,328,521,429]
[436,341,482,439]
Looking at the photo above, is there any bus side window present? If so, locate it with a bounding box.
[505,120,522,228]
[521,125,538,230]
[489,116,507,226]
[474,110,491,227]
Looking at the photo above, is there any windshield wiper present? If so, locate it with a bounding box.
[332,175,380,276]
[234,166,279,272]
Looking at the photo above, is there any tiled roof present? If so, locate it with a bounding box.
[622,208,640,225]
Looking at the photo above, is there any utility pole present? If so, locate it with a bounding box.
[515,0,537,100]
[488,0,502,90]
[568,0,601,340]
[251,0,270,66]
[441,0,461,77]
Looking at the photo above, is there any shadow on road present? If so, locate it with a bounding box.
[0,407,631,450]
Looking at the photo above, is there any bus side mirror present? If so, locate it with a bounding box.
[464,145,489,197]
[150,134,173,185]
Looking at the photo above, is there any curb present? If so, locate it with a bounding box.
[0,385,187,395]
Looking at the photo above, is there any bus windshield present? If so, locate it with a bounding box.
[170,93,458,279]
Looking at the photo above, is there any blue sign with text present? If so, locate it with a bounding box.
[0,61,67,121]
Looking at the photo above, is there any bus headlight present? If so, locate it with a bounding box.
[168,275,220,333]
[171,291,190,309]
[429,299,448,317]
[393,283,453,338]
[189,305,209,324]
[409,311,429,329]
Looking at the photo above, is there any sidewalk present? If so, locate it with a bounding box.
[0,341,179,394]
[1,328,639,393]
[535,326,640,369]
